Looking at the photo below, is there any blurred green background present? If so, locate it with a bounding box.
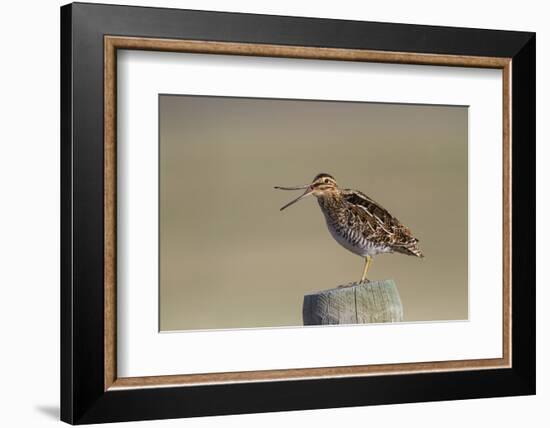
[159,95,468,331]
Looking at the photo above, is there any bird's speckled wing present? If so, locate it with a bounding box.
[341,189,424,257]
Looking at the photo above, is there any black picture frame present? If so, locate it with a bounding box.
[61,2,535,424]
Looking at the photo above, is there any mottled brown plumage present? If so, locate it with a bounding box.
[275,173,423,282]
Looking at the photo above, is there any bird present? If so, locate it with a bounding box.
[275,173,423,283]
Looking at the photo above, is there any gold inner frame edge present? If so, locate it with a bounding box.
[104,35,512,391]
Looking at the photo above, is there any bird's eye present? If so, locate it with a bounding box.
[324,179,330,184]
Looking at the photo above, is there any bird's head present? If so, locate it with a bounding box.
[275,173,339,211]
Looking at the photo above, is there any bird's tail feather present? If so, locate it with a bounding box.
[394,240,424,258]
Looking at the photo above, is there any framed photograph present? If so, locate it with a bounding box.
[60,2,535,424]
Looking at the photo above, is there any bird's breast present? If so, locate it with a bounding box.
[317,199,391,257]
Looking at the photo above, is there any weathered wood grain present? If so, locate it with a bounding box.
[303,280,403,325]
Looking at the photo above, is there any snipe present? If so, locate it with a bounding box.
[275,173,423,283]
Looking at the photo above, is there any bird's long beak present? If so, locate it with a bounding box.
[274,184,314,211]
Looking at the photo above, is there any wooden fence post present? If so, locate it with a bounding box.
[303,280,403,325]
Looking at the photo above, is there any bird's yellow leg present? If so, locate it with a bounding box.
[361,256,372,282]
